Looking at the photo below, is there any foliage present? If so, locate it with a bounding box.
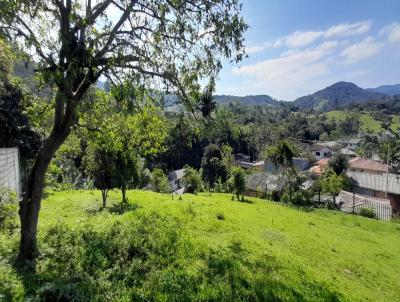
[2,190,400,301]
[0,186,17,232]
[150,169,170,193]
[84,136,116,207]
[201,144,228,187]
[328,153,348,175]
[321,170,349,209]
[359,208,376,219]
[0,39,41,159]
[182,166,202,194]
[227,166,246,200]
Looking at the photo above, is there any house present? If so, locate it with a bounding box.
[347,138,361,150]
[235,153,250,163]
[340,147,356,157]
[347,171,400,213]
[348,157,388,175]
[0,148,22,199]
[236,160,265,171]
[308,158,330,175]
[168,168,184,192]
[265,157,310,173]
[245,172,283,200]
[310,144,332,160]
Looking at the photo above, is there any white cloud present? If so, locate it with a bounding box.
[380,22,400,43]
[284,30,323,48]
[233,42,337,100]
[246,42,272,54]
[324,21,371,38]
[253,20,371,52]
[341,37,383,63]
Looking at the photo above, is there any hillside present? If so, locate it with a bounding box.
[323,110,400,133]
[1,190,399,301]
[293,82,385,111]
[214,94,281,106]
[367,84,400,96]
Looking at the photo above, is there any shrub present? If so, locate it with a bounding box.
[359,207,376,219]
[150,168,170,193]
[182,165,202,194]
[0,186,18,232]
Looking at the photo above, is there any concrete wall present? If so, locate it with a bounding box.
[0,148,21,198]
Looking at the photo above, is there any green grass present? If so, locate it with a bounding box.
[323,110,400,133]
[1,190,400,301]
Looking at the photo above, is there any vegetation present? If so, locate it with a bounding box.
[182,166,202,194]
[1,190,399,301]
[0,0,247,261]
[150,169,170,194]
[227,167,246,200]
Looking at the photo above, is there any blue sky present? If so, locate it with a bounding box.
[216,0,400,100]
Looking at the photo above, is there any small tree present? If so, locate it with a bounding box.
[150,169,170,193]
[228,166,246,201]
[84,139,115,208]
[201,144,228,188]
[112,147,140,204]
[182,166,202,194]
[328,153,348,175]
[321,170,348,209]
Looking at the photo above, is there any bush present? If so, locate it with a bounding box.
[359,207,376,219]
[150,168,171,193]
[0,186,18,232]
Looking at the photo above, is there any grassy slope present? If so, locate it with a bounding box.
[323,110,400,133]
[2,190,400,301]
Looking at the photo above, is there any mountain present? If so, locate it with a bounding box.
[213,94,281,106]
[293,82,385,111]
[366,84,400,96]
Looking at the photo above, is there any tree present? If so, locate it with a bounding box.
[84,137,115,209]
[328,153,348,176]
[201,144,228,187]
[228,166,245,200]
[150,169,170,193]
[182,165,202,194]
[1,0,247,261]
[0,39,41,160]
[321,170,348,209]
[264,140,298,202]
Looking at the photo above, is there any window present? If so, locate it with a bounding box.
[316,152,320,156]
[323,152,329,157]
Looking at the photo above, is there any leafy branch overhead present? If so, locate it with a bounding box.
[0,0,247,108]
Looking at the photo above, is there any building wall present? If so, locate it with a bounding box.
[0,148,21,198]
[313,148,331,160]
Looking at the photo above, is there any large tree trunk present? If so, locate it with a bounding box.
[17,96,75,262]
[101,189,108,208]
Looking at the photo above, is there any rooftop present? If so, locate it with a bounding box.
[245,172,283,192]
[349,157,388,173]
[168,169,185,181]
[347,171,400,195]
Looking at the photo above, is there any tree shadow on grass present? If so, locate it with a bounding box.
[107,202,141,214]
[11,214,342,302]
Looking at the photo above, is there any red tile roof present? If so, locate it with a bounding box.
[349,157,388,173]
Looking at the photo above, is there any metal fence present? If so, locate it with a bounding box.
[0,148,21,198]
[339,190,392,221]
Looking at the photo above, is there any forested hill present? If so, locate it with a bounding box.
[213,94,282,106]
[292,81,386,111]
[366,84,400,96]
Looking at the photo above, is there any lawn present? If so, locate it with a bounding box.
[1,190,400,301]
[323,111,382,133]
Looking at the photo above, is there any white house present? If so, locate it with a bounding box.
[168,169,184,192]
[310,144,332,161]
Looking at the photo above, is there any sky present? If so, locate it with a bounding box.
[216,0,400,101]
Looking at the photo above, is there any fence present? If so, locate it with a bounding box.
[0,148,21,198]
[339,190,392,221]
